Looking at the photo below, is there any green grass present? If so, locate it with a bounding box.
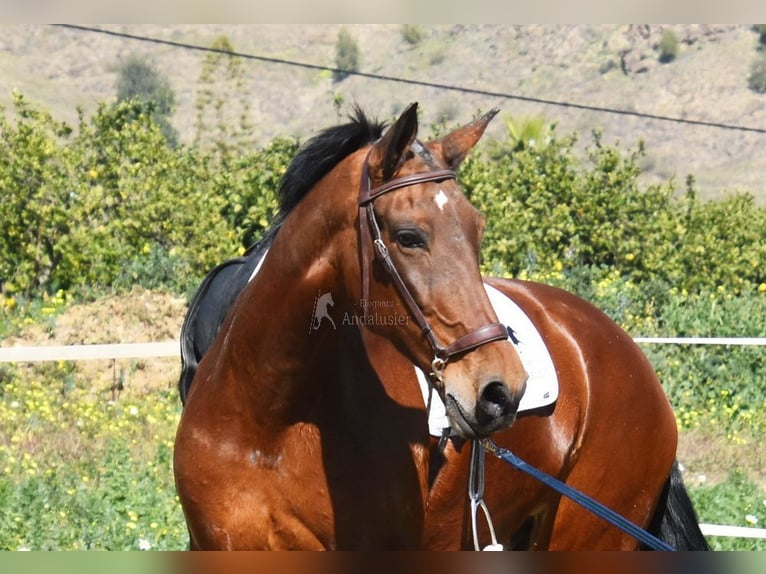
[689,471,766,551]
[1,363,764,551]
[0,368,186,550]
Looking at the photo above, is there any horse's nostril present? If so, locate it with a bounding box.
[478,380,513,419]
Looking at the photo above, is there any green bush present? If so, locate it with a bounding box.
[0,92,75,297]
[2,93,765,313]
[643,289,766,437]
[334,27,360,81]
[115,54,178,147]
[401,24,424,46]
[671,193,766,293]
[658,29,680,63]
[463,128,765,298]
[753,24,766,47]
[491,115,553,154]
[464,130,680,285]
[748,53,766,93]
[0,94,289,299]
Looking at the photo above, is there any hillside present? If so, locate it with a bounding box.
[2,24,766,202]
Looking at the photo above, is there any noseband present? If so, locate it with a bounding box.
[358,149,509,383]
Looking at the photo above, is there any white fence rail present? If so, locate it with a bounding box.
[2,337,765,363]
[700,523,766,539]
[0,341,178,363]
[634,337,766,346]
[1,337,765,541]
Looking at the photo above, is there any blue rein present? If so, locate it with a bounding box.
[480,438,676,551]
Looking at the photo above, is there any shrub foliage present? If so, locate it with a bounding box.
[2,95,764,302]
[334,27,360,81]
[115,54,178,147]
[0,93,292,298]
[1,97,765,435]
[464,129,765,296]
[658,29,680,63]
[401,24,424,46]
[748,53,766,93]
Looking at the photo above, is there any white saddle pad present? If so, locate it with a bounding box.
[415,283,558,436]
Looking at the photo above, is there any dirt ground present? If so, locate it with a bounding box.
[4,287,186,398]
[677,427,766,490]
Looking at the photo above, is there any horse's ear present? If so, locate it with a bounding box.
[430,108,500,169]
[368,102,419,182]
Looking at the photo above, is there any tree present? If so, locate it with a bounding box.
[657,29,679,64]
[194,36,254,162]
[334,27,360,82]
[115,54,179,146]
[753,24,766,48]
[748,53,766,93]
[401,24,424,46]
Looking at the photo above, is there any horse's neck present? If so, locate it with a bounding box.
[219,256,342,416]
[199,160,355,424]
[203,160,427,437]
[210,242,427,440]
[194,203,434,517]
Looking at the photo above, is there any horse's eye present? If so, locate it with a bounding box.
[395,229,426,249]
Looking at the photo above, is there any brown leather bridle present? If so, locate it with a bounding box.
[358,148,509,384]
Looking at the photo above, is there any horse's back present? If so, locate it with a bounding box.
[178,239,271,404]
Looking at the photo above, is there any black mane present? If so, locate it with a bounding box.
[277,107,385,217]
[178,109,385,404]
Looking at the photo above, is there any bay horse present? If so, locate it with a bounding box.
[173,103,709,550]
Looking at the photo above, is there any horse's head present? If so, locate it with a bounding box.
[352,103,528,439]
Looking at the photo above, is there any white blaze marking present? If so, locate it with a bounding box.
[434,189,449,211]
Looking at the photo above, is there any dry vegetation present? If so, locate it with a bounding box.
[4,288,185,397]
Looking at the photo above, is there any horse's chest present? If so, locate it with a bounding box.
[217,430,425,549]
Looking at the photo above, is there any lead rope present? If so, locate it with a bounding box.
[480,438,676,551]
[469,440,503,551]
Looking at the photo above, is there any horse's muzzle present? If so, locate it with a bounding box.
[445,379,525,439]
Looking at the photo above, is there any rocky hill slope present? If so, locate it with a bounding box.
[2,24,765,201]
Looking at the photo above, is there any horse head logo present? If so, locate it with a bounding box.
[310,291,337,332]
